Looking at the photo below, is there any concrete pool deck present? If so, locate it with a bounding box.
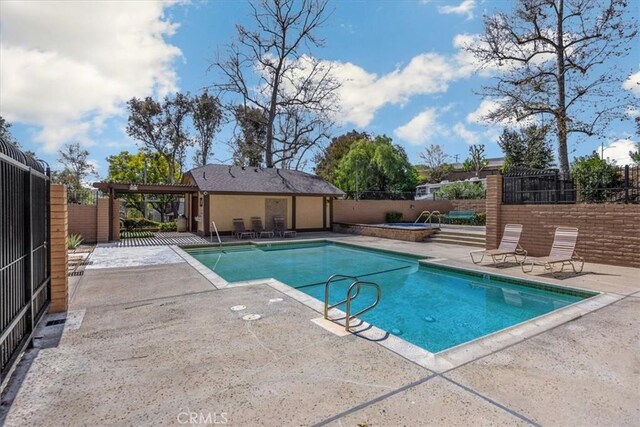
[1,234,638,426]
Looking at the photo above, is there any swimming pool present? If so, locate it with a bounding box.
[185,241,595,353]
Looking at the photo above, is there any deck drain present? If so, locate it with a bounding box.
[242,314,261,321]
[45,319,66,327]
[269,298,283,303]
[230,305,246,311]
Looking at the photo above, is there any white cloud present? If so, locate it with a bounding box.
[394,108,448,145]
[467,99,536,128]
[453,122,480,145]
[0,1,182,153]
[623,70,640,97]
[602,138,637,165]
[328,51,472,127]
[438,0,476,20]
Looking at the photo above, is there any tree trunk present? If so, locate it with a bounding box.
[555,0,570,180]
[167,155,175,184]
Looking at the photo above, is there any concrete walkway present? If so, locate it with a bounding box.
[1,235,638,426]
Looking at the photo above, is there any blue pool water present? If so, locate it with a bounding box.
[186,242,594,353]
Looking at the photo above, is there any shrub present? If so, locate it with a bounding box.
[385,211,403,223]
[434,181,485,200]
[159,221,177,232]
[571,153,623,203]
[444,212,486,226]
[121,217,160,231]
[68,234,83,250]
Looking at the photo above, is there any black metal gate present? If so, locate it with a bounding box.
[1,138,51,385]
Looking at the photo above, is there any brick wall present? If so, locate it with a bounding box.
[485,175,640,268]
[68,204,97,242]
[450,199,486,213]
[49,185,68,313]
[68,198,120,243]
[485,175,502,249]
[499,204,640,268]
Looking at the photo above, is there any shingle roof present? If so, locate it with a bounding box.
[185,164,345,196]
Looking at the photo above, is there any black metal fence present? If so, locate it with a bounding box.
[503,169,575,204]
[1,138,51,385]
[67,188,103,205]
[503,165,639,204]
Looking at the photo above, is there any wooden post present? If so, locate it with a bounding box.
[292,196,297,230]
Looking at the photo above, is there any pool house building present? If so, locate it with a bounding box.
[181,164,345,236]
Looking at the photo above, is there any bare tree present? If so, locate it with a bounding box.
[419,144,452,183]
[214,0,340,168]
[466,0,638,178]
[192,90,223,167]
[463,144,489,177]
[231,105,267,167]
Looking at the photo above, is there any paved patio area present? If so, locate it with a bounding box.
[1,234,638,426]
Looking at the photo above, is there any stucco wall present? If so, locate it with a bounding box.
[296,196,325,229]
[333,200,453,224]
[206,194,329,232]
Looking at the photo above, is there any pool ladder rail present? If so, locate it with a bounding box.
[323,274,382,331]
[413,210,442,226]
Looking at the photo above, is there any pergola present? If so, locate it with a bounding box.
[93,182,199,240]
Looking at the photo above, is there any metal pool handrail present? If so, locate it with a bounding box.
[424,210,442,226]
[345,281,382,331]
[414,211,431,223]
[210,220,222,246]
[324,274,359,319]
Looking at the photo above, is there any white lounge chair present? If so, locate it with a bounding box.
[470,224,526,266]
[521,227,584,276]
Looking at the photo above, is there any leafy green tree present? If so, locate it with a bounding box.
[498,125,554,172]
[334,136,418,197]
[0,115,18,148]
[418,144,452,183]
[54,142,97,202]
[192,90,223,167]
[126,93,192,184]
[571,152,623,203]
[106,150,181,221]
[434,181,486,200]
[314,130,370,182]
[463,144,488,177]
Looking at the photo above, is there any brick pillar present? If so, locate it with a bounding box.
[49,184,68,313]
[485,175,503,250]
[96,198,109,243]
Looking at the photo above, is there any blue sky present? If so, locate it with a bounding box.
[1,0,638,177]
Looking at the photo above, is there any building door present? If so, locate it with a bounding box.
[265,198,287,230]
[191,194,199,231]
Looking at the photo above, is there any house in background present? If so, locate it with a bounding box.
[415,157,504,184]
[182,165,345,236]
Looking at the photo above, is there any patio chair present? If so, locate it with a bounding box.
[273,216,296,238]
[251,217,274,238]
[232,218,255,239]
[521,227,584,276]
[470,224,526,266]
